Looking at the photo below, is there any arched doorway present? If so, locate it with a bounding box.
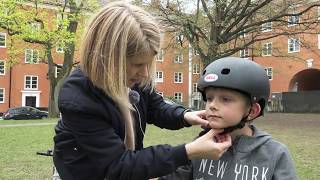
[288,68,320,91]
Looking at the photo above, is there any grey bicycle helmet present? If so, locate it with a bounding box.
[198,57,270,133]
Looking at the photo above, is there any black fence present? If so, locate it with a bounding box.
[269,91,320,113]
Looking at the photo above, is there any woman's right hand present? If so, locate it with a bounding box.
[185,129,231,160]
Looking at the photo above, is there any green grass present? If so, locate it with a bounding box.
[0,113,319,179]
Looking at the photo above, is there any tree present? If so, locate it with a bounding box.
[0,0,98,117]
[151,0,320,65]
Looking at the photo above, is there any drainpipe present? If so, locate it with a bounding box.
[188,43,193,108]
[8,65,12,108]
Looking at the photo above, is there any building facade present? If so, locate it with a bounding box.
[1,2,320,113]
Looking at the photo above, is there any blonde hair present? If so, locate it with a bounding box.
[80,1,160,150]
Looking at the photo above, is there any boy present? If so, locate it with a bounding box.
[159,57,298,180]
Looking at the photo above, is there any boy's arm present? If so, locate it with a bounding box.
[157,163,193,180]
[273,146,298,180]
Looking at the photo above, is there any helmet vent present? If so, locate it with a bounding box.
[202,70,207,75]
[221,68,230,74]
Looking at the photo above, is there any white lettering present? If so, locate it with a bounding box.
[234,163,242,180]
[199,159,207,173]
[262,167,269,180]
[217,160,228,179]
[251,166,258,180]
[208,160,215,175]
[241,165,248,180]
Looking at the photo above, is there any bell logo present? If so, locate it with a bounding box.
[204,74,218,82]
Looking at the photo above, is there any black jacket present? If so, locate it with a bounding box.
[53,67,190,180]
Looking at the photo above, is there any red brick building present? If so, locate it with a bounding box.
[1,2,320,113]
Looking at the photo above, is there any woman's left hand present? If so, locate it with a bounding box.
[184,110,209,128]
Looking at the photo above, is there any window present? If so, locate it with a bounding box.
[56,42,64,53]
[261,22,272,32]
[0,60,5,75]
[30,22,41,33]
[175,33,184,43]
[156,49,164,61]
[192,83,198,93]
[0,88,4,103]
[174,72,183,83]
[240,48,249,58]
[194,48,199,55]
[174,92,182,102]
[56,13,67,29]
[55,64,63,78]
[174,53,183,63]
[160,31,165,41]
[25,49,39,63]
[0,33,6,48]
[262,42,272,56]
[25,75,38,90]
[193,64,200,74]
[239,29,247,38]
[264,67,273,80]
[155,71,163,82]
[288,38,300,53]
[288,15,299,26]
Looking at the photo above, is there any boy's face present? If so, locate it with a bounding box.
[205,87,250,129]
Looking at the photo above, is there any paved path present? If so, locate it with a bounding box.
[0,122,56,127]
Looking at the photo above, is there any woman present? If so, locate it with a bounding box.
[53,1,232,180]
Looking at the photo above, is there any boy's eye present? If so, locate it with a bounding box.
[221,97,232,102]
[206,96,213,102]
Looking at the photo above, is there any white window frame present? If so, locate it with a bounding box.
[264,67,273,80]
[192,83,198,93]
[0,88,4,103]
[55,64,63,78]
[174,53,183,63]
[175,33,184,43]
[288,15,299,27]
[56,42,64,53]
[24,75,38,90]
[262,42,272,56]
[0,60,5,75]
[261,22,272,32]
[156,49,164,61]
[30,22,41,33]
[288,38,300,53]
[193,64,200,74]
[240,48,249,58]
[25,49,39,64]
[174,92,183,102]
[155,71,164,82]
[240,29,247,38]
[174,72,183,83]
[0,32,6,48]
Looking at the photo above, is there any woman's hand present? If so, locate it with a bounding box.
[184,110,209,128]
[185,129,231,160]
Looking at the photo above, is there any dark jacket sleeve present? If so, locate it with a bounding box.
[54,109,190,180]
[157,163,193,180]
[141,89,187,129]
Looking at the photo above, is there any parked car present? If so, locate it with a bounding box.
[2,106,48,120]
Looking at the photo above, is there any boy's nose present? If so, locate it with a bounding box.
[209,100,218,110]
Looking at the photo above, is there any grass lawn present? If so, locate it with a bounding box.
[0,113,319,179]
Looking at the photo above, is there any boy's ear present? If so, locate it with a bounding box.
[248,103,261,120]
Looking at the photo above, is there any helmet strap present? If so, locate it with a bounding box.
[219,114,249,135]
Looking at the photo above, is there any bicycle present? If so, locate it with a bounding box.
[36,150,61,180]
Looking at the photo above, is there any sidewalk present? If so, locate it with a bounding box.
[0,122,56,127]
